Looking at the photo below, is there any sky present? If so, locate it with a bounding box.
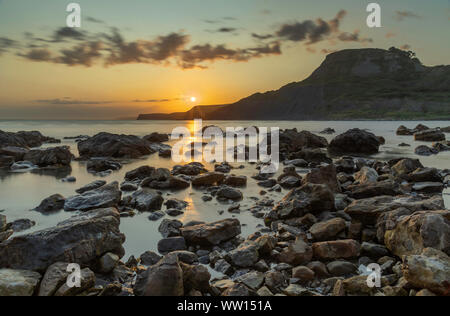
[0,0,449,119]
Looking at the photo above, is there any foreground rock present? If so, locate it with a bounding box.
[78,132,154,159]
[181,219,241,246]
[328,129,381,155]
[0,208,125,272]
[0,130,59,148]
[23,146,72,168]
[414,129,445,142]
[0,269,41,296]
[64,182,122,212]
[33,194,66,213]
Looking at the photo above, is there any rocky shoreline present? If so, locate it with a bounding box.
[0,125,449,296]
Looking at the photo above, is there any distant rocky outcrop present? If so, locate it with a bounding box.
[138,48,450,120]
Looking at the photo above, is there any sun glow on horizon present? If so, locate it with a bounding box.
[190,97,197,103]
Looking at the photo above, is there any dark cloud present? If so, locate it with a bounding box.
[0,37,18,55]
[18,48,53,62]
[276,10,347,44]
[251,33,274,40]
[395,11,421,21]
[34,98,113,105]
[337,31,373,43]
[216,27,238,33]
[86,16,105,24]
[55,41,103,66]
[400,44,412,50]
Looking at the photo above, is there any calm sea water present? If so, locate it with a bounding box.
[0,120,449,259]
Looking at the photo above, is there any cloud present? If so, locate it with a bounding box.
[34,98,113,105]
[395,11,421,21]
[0,37,19,55]
[275,10,347,44]
[86,16,105,24]
[132,98,181,103]
[337,31,373,43]
[18,48,53,62]
[251,33,274,40]
[400,44,411,50]
[214,27,238,33]
[55,41,103,66]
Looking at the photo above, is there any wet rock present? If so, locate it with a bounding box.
[64,182,122,212]
[140,168,189,190]
[87,159,122,174]
[78,132,154,159]
[283,159,308,168]
[129,189,163,212]
[354,167,378,184]
[23,146,72,168]
[280,129,328,151]
[229,243,259,267]
[143,132,169,143]
[222,283,250,296]
[391,158,423,176]
[0,230,13,243]
[408,168,442,183]
[9,219,36,233]
[54,268,95,296]
[415,145,438,156]
[402,248,450,296]
[320,128,335,135]
[216,185,243,201]
[158,219,183,238]
[181,218,241,246]
[292,266,315,282]
[120,181,138,192]
[214,259,233,275]
[396,125,416,136]
[349,180,402,199]
[0,155,14,168]
[139,251,162,266]
[134,253,184,296]
[279,175,303,189]
[125,166,155,181]
[0,130,59,148]
[99,252,120,274]
[38,262,71,296]
[414,129,445,142]
[309,218,346,242]
[384,210,450,257]
[181,263,211,292]
[278,237,313,266]
[10,161,36,170]
[157,237,187,254]
[0,269,41,296]
[172,162,208,176]
[171,251,198,265]
[303,164,341,192]
[258,179,278,188]
[326,261,356,276]
[215,162,232,173]
[329,129,381,155]
[76,180,106,194]
[192,172,225,187]
[165,199,188,210]
[271,184,335,220]
[148,211,165,221]
[361,242,389,259]
[0,146,29,161]
[312,240,361,260]
[223,175,247,187]
[33,194,66,213]
[0,207,125,272]
[0,214,6,232]
[412,182,444,194]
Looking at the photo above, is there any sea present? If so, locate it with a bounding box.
[0,120,448,259]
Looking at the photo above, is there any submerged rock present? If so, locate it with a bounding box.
[64,182,122,212]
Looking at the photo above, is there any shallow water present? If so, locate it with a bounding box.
[0,120,448,259]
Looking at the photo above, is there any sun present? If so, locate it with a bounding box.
[190,97,197,103]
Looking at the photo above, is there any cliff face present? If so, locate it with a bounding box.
[138,48,450,120]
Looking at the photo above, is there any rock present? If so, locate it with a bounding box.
[223,175,247,187]
[0,130,59,148]
[229,243,259,267]
[0,208,125,272]
[414,129,445,142]
[10,161,36,170]
[0,146,29,161]
[0,155,14,168]
[271,184,335,220]
[432,141,450,152]
[215,162,232,173]
[280,129,328,151]
[86,159,122,174]
[120,182,138,192]
[329,129,381,155]
[171,251,198,265]
[76,180,106,194]
[99,252,120,274]
[192,172,225,186]
[140,251,162,266]
[64,182,122,212]
[354,167,378,184]
[307,261,330,278]
[141,168,190,190]
[32,194,65,213]
[129,189,163,212]
[214,259,233,275]
[23,146,72,168]
[61,176,76,183]
[320,128,335,135]
[54,268,95,296]
[165,199,188,210]
[134,253,184,296]
[349,180,402,199]
[402,248,450,296]
[0,214,6,232]
[398,143,410,147]
[78,132,154,159]
[283,284,318,296]
[338,275,379,296]
[309,218,346,242]
[181,219,241,246]
[222,283,250,296]
[326,261,357,276]
[158,219,183,238]
[125,166,155,181]
[412,182,444,194]
[172,162,208,176]
[397,125,415,136]
[143,132,169,143]
[278,237,313,266]
[0,230,13,243]
[303,164,341,192]
[415,145,438,156]
[237,271,265,290]
[9,219,36,233]
[258,179,278,188]
[312,240,361,260]
[408,168,442,183]
[38,262,71,296]
[216,186,243,201]
[157,237,187,254]
[292,266,315,281]
[0,269,41,296]
[181,263,211,292]
[284,159,308,168]
[361,242,389,259]
[391,158,423,176]
[384,210,450,257]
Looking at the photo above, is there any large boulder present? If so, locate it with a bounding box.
[354,167,378,184]
[0,130,59,148]
[271,184,335,220]
[302,164,341,192]
[309,218,347,242]
[216,185,243,201]
[33,194,66,213]
[23,146,72,168]
[172,162,208,176]
[78,132,154,159]
[414,129,445,142]
[181,219,241,246]
[280,129,328,151]
[143,132,169,143]
[348,180,402,199]
[0,146,29,161]
[134,253,184,296]
[384,210,450,257]
[129,189,164,212]
[125,166,156,181]
[328,129,381,155]
[192,172,225,187]
[391,158,423,176]
[86,159,122,173]
[38,262,72,296]
[64,182,122,212]
[402,248,450,296]
[278,237,313,266]
[0,208,125,272]
[0,269,41,296]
